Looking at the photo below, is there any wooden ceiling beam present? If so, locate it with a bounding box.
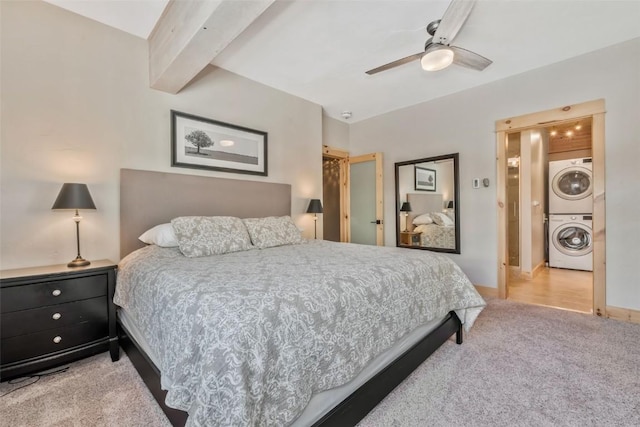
[149,0,274,94]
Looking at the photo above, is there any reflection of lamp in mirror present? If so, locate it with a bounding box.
[447,200,454,211]
[400,202,412,232]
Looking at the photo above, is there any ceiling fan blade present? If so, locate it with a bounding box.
[433,0,476,45]
[450,45,492,71]
[365,52,423,75]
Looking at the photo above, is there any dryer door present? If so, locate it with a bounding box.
[551,166,592,201]
[552,223,592,256]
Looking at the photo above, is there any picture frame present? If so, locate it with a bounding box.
[171,110,268,176]
[415,166,436,191]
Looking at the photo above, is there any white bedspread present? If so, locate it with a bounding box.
[114,240,485,426]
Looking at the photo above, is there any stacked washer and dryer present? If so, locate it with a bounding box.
[548,158,593,271]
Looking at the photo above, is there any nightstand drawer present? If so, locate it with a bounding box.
[1,296,107,338]
[1,274,107,313]
[1,322,107,365]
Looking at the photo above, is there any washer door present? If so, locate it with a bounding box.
[552,166,592,200]
[552,223,592,256]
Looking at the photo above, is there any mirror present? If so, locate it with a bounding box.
[394,153,460,254]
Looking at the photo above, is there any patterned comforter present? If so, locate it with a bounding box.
[414,223,456,249]
[114,240,485,426]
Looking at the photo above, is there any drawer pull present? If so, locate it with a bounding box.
[52,289,62,297]
[52,312,62,320]
[53,336,62,344]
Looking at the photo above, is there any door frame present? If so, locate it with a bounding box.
[323,145,349,242]
[495,99,606,316]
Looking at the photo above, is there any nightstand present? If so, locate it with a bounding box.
[1,260,118,381]
[400,231,421,247]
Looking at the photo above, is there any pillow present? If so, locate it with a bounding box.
[171,216,253,257]
[413,224,430,234]
[242,216,304,249]
[138,223,179,247]
[430,212,455,227]
[412,213,434,225]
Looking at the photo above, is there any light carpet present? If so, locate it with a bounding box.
[1,298,639,426]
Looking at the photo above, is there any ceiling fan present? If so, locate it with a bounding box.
[366,0,492,75]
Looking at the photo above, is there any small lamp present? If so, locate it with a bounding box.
[447,200,454,210]
[400,202,412,232]
[52,183,96,267]
[306,199,323,239]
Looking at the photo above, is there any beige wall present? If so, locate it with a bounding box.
[322,115,349,151]
[0,1,323,269]
[349,38,640,311]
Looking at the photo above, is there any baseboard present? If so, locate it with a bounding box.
[510,261,545,280]
[606,306,640,324]
[530,261,545,279]
[474,285,499,298]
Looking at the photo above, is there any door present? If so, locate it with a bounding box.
[551,166,593,201]
[348,153,384,245]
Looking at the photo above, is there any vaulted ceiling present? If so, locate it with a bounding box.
[44,0,640,122]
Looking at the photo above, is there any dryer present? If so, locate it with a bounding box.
[548,214,593,271]
[549,158,593,214]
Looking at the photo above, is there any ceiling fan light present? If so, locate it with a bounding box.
[421,47,454,71]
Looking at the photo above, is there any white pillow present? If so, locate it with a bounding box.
[138,223,179,247]
[412,213,434,225]
[413,224,430,234]
[430,212,454,227]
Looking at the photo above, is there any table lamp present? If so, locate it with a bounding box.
[400,202,412,232]
[52,183,96,267]
[306,199,323,239]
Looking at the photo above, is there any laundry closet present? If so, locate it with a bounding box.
[506,118,593,313]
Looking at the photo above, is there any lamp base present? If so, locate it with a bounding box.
[68,257,90,268]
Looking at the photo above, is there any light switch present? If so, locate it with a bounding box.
[472,178,480,189]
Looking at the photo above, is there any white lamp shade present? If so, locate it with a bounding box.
[421,47,454,71]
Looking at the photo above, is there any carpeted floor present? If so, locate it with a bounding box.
[1,298,639,426]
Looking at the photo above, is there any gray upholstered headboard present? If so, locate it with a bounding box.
[406,193,444,231]
[120,169,291,258]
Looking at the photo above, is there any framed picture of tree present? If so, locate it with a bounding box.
[171,110,268,176]
[415,166,436,191]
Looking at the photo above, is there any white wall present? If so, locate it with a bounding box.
[322,115,350,151]
[520,131,533,273]
[0,1,323,269]
[350,38,640,311]
[519,130,546,274]
[530,130,546,271]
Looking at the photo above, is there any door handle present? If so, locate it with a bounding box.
[370,220,382,224]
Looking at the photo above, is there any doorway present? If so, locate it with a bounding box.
[322,146,384,245]
[496,99,606,317]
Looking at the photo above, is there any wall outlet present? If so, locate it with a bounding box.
[472,178,480,189]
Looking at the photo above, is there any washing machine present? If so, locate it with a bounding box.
[548,214,593,271]
[549,158,593,214]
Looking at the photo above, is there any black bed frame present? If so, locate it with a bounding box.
[117,311,462,426]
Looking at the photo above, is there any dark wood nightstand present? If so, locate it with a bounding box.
[1,260,118,381]
[400,231,421,247]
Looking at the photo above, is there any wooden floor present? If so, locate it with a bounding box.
[508,267,593,313]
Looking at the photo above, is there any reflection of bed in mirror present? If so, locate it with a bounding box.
[407,193,456,250]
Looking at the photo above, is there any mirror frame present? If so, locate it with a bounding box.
[394,153,460,254]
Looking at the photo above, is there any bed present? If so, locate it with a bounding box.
[407,193,456,250]
[116,169,485,426]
